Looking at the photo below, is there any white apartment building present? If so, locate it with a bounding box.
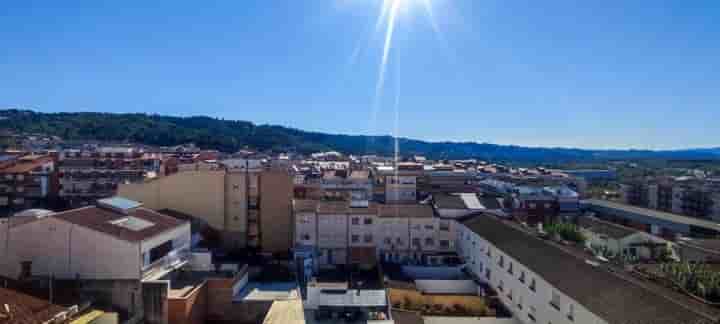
[457,215,712,324]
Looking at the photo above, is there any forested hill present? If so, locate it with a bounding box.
[2,110,719,162]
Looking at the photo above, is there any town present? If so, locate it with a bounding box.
[1,134,720,324]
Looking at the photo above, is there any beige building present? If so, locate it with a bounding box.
[294,200,453,265]
[118,165,293,253]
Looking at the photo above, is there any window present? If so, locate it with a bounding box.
[425,238,434,246]
[530,278,536,292]
[439,240,450,249]
[233,184,240,191]
[550,290,561,310]
[519,271,526,283]
[301,233,311,241]
[568,304,575,321]
[498,280,504,292]
[439,220,450,231]
[498,255,504,267]
[396,237,403,245]
[351,217,359,225]
[424,224,434,230]
[529,203,537,209]
[508,262,514,274]
[364,218,373,225]
[412,238,421,247]
[364,234,373,243]
[544,203,551,209]
[485,268,491,280]
[384,237,392,245]
[351,235,360,243]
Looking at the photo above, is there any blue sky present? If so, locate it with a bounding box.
[1,1,718,150]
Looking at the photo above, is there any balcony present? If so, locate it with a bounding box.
[142,244,191,280]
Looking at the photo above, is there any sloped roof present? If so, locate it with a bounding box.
[462,215,715,324]
[579,216,637,239]
[0,287,66,324]
[54,206,186,242]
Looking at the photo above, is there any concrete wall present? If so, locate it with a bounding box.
[0,216,140,280]
[259,170,294,253]
[118,171,226,232]
[295,212,317,246]
[224,172,248,235]
[414,280,477,295]
[318,214,348,249]
[167,283,207,324]
[349,214,377,247]
[375,217,410,252]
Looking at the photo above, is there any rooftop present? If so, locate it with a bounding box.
[378,204,434,218]
[461,215,716,324]
[0,287,67,324]
[317,201,379,215]
[585,199,720,232]
[578,216,638,239]
[54,205,187,242]
[0,155,51,174]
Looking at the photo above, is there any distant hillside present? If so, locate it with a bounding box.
[1,109,719,162]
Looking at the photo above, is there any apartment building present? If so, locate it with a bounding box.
[373,162,424,203]
[118,162,293,253]
[457,214,715,324]
[293,200,453,265]
[0,154,56,214]
[58,147,163,206]
[621,179,720,221]
[0,197,191,316]
[418,166,478,197]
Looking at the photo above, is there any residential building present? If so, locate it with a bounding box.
[294,200,451,265]
[620,178,720,221]
[373,163,424,203]
[0,154,56,215]
[58,147,163,206]
[433,193,504,219]
[584,199,720,239]
[118,162,294,253]
[457,214,716,324]
[578,216,670,260]
[304,267,390,322]
[418,167,478,197]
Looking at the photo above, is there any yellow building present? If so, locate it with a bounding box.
[118,166,293,253]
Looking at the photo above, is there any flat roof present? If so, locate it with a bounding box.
[462,215,716,324]
[585,199,720,231]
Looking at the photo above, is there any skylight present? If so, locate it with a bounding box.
[109,216,154,231]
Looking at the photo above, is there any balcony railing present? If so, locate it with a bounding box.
[142,245,191,279]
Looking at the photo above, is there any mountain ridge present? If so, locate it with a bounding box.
[1,109,718,162]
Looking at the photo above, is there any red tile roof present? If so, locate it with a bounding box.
[0,156,52,174]
[0,287,66,324]
[54,206,187,242]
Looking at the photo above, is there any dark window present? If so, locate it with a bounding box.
[149,240,173,263]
